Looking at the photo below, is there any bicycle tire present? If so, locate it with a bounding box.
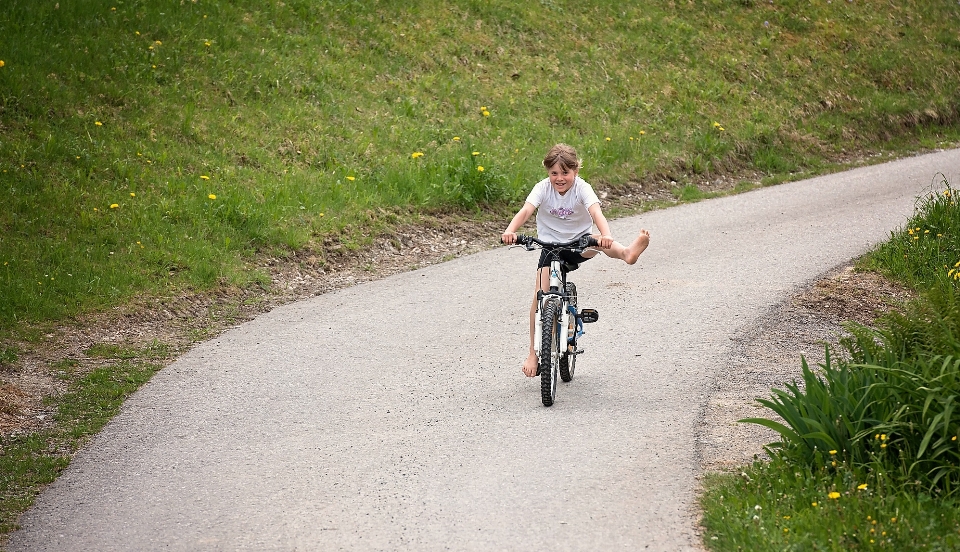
[559,283,577,382]
[540,296,562,406]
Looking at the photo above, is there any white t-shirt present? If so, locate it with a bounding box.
[525,176,600,243]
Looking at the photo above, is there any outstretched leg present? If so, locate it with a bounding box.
[600,229,650,265]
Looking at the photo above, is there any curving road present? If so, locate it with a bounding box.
[9,149,960,551]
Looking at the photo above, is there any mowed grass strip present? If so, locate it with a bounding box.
[2,0,959,334]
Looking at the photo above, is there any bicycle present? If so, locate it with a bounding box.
[507,234,600,406]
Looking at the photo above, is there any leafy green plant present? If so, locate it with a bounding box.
[742,179,960,497]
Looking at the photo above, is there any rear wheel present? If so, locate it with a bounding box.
[539,297,562,407]
[560,283,578,382]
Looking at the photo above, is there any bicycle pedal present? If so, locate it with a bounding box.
[580,309,599,323]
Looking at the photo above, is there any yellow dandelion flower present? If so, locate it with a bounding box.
[95,121,103,126]
[208,194,216,200]
[453,136,461,141]
[829,450,837,455]
[925,230,930,234]
[411,152,423,159]
[319,212,325,217]
[346,176,355,181]
[891,517,897,523]
[881,443,887,448]
[200,175,210,180]
[482,110,490,117]
[718,126,725,131]
[952,436,957,441]
[477,166,484,172]
[858,484,868,490]
[640,130,646,135]
[605,137,611,141]
[480,106,487,111]
[881,434,887,440]
[630,137,634,140]
[135,31,140,35]
[0,60,5,68]
[130,192,135,197]
[472,151,480,156]
[111,7,116,11]
[204,41,211,47]
[155,40,162,45]
[148,46,154,50]
[93,207,99,211]
[828,492,841,500]
[110,203,119,209]
[811,502,818,507]
[713,121,720,128]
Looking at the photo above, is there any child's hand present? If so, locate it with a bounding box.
[501,232,517,245]
[595,234,613,249]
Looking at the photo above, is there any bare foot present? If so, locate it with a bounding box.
[522,352,539,377]
[624,229,650,265]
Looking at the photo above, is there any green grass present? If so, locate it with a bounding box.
[702,458,960,551]
[703,180,960,549]
[2,0,960,334]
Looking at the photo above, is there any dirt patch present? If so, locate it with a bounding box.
[697,264,915,472]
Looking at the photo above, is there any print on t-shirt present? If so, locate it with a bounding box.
[549,206,575,219]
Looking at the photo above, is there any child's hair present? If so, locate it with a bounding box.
[542,143,581,171]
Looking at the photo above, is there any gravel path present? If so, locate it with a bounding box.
[9,149,960,551]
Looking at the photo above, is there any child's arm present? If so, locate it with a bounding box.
[502,202,537,244]
[588,203,614,249]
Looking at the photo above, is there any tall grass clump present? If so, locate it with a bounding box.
[703,179,960,549]
[742,178,960,497]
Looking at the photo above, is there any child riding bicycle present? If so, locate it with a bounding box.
[501,144,650,377]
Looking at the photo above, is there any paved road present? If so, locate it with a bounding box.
[10,150,960,551]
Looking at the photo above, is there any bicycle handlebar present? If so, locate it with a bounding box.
[503,234,599,253]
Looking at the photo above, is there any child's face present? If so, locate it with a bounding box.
[546,162,578,195]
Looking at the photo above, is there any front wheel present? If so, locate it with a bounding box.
[539,297,562,407]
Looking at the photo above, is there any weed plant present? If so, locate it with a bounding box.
[2,0,960,334]
[706,180,960,549]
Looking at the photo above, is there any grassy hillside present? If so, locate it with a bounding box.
[1,0,959,333]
